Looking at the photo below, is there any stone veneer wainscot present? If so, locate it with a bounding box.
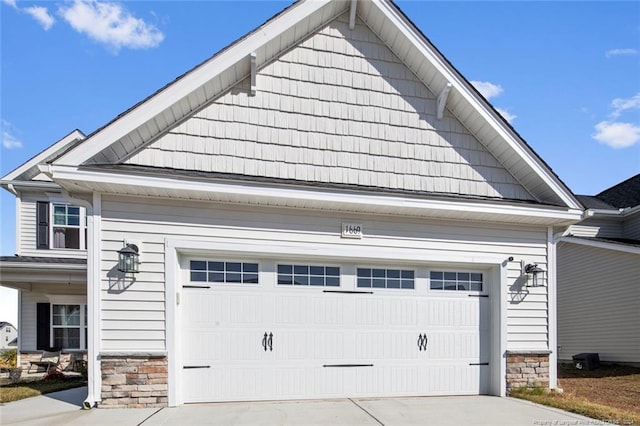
[99,354,168,408]
[506,351,550,391]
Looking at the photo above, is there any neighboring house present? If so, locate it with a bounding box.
[558,174,640,366]
[0,322,18,350]
[0,0,583,408]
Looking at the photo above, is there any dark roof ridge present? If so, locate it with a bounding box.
[596,173,640,208]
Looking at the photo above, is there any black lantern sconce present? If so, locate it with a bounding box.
[523,262,545,287]
[117,243,140,274]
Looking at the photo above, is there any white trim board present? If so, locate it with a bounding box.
[46,165,583,226]
[560,237,640,255]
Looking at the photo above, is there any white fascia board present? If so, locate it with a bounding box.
[48,165,583,225]
[1,130,85,181]
[55,0,336,167]
[371,0,581,211]
[0,180,61,191]
[0,262,87,270]
[622,204,640,217]
[560,236,640,255]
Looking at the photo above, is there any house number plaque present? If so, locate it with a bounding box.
[341,222,363,239]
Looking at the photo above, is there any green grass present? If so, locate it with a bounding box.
[0,378,86,403]
[510,385,640,425]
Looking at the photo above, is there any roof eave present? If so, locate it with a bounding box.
[1,129,85,182]
[47,164,583,227]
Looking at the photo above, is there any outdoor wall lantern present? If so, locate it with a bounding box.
[117,243,140,274]
[523,262,545,287]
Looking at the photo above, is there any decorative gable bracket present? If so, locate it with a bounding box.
[437,83,452,120]
[349,0,357,30]
[250,52,257,96]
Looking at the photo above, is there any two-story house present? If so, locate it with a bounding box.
[558,174,640,365]
[1,0,583,409]
[0,322,18,350]
[1,130,88,367]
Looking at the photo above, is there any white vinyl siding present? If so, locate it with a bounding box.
[557,242,640,364]
[18,192,87,259]
[100,194,549,352]
[567,218,623,238]
[125,14,532,201]
[19,291,87,352]
[623,214,640,240]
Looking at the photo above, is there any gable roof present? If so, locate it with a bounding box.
[1,129,85,186]
[595,173,640,209]
[575,195,617,211]
[50,0,580,210]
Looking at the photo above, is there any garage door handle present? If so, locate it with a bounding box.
[267,332,273,351]
[418,333,428,351]
[262,333,268,351]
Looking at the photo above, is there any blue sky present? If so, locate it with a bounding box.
[1,1,639,324]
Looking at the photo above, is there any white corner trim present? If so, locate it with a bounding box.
[85,192,102,407]
[547,227,558,389]
[560,236,640,255]
[499,262,508,397]
[436,83,452,120]
[15,195,21,254]
[165,239,180,407]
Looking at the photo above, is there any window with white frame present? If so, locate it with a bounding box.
[277,264,340,287]
[190,260,259,284]
[357,268,415,289]
[36,201,87,250]
[52,304,87,349]
[430,271,483,291]
[52,204,84,249]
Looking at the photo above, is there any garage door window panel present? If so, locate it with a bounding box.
[357,268,414,289]
[277,264,340,287]
[430,271,483,291]
[190,260,259,284]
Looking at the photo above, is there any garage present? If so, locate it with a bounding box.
[180,258,491,403]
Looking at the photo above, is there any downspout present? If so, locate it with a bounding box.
[548,227,572,392]
[60,189,101,409]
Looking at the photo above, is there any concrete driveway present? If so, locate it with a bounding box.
[1,386,607,425]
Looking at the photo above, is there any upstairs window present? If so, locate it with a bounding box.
[53,204,82,249]
[36,202,86,250]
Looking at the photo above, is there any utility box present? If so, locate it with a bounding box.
[572,353,600,370]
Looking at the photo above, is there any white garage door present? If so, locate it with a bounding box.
[181,261,490,403]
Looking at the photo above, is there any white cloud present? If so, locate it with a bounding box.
[2,120,24,149]
[496,108,517,123]
[471,81,504,100]
[593,121,640,149]
[2,0,18,9]
[24,6,55,30]
[610,93,640,119]
[605,48,638,58]
[58,0,164,52]
[470,81,515,122]
[2,130,23,149]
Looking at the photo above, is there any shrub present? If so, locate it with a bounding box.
[0,349,17,368]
